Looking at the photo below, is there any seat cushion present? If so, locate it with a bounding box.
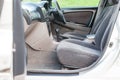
[57,39,100,68]
[62,32,86,40]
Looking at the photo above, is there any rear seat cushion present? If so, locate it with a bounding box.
[57,39,100,68]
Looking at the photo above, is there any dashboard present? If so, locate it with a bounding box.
[22,1,48,24]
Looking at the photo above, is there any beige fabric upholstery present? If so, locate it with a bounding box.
[25,21,56,51]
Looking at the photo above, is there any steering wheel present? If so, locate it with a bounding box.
[52,0,66,24]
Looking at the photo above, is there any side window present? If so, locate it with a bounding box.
[57,0,100,8]
[22,0,40,2]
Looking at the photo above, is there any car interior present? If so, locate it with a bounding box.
[22,0,119,74]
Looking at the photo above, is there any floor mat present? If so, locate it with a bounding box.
[27,45,62,70]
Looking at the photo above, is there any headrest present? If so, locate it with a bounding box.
[108,0,119,6]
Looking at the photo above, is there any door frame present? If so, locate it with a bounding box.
[13,0,26,80]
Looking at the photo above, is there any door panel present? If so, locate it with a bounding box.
[64,11,94,27]
[63,7,97,27]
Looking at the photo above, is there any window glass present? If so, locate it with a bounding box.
[23,0,100,7]
[57,0,100,8]
[22,0,40,2]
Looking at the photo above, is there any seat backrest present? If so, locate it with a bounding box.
[90,6,110,34]
[90,0,108,34]
[94,0,119,50]
[94,0,107,19]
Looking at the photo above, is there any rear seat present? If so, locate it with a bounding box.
[56,0,119,69]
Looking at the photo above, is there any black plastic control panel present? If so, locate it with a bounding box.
[22,1,48,24]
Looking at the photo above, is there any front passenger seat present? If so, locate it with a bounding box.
[56,0,119,69]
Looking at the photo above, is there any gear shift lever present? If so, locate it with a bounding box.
[55,28,60,42]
